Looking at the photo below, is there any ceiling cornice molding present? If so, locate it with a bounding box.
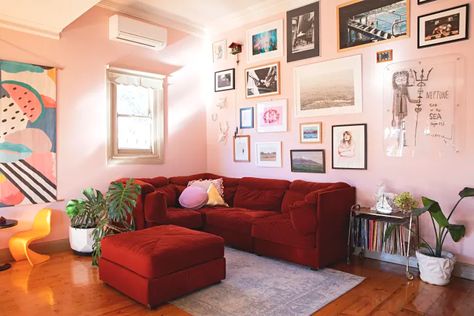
[97,0,208,37]
[0,18,61,39]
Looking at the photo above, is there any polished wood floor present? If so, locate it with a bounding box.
[1,252,473,315]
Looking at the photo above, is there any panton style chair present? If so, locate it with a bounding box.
[9,208,52,266]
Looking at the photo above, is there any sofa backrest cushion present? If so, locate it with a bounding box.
[233,177,290,212]
[137,176,169,188]
[155,184,178,207]
[304,182,351,204]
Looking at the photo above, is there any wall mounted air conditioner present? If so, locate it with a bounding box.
[109,15,167,50]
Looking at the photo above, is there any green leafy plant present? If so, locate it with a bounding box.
[66,188,103,229]
[393,192,418,213]
[385,187,474,258]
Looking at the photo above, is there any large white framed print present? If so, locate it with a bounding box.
[294,55,363,117]
[256,99,287,133]
[246,20,284,64]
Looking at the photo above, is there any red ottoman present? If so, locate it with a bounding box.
[99,225,226,308]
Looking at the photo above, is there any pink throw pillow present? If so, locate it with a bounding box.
[178,186,208,209]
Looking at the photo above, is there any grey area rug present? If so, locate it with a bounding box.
[172,247,364,316]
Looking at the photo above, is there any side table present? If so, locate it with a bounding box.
[0,219,18,271]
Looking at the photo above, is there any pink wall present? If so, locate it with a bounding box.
[0,7,208,249]
[207,0,474,264]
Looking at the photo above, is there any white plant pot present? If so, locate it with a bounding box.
[69,227,95,255]
[416,250,456,286]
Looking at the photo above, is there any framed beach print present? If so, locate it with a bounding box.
[240,107,254,129]
[332,124,367,170]
[245,62,280,99]
[286,1,320,62]
[337,0,410,51]
[246,20,283,63]
[234,135,250,162]
[213,39,227,62]
[294,55,362,117]
[418,4,469,48]
[256,142,282,167]
[300,122,322,143]
[214,68,235,92]
[290,149,325,173]
[256,99,287,133]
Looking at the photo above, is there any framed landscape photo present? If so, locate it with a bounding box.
[332,124,367,170]
[246,20,283,63]
[294,55,362,117]
[239,107,254,129]
[418,4,469,48]
[212,39,227,62]
[337,0,410,51]
[256,142,282,168]
[256,99,287,133]
[300,122,322,143]
[245,62,280,99]
[286,1,320,62]
[214,68,235,92]
[290,149,325,173]
[233,135,250,162]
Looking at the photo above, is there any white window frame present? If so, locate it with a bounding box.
[106,66,165,164]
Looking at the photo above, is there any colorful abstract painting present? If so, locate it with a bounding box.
[0,60,57,207]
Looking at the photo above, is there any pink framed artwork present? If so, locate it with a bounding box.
[256,99,287,133]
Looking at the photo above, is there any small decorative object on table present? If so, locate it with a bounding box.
[374,184,395,214]
[393,192,419,213]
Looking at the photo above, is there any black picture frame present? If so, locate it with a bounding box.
[418,0,436,4]
[239,107,254,129]
[331,123,367,170]
[290,149,325,173]
[286,1,320,62]
[417,4,469,49]
[214,68,235,92]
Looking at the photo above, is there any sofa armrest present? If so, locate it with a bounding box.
[288,201,316,235]
[144,191,168,223]
[114,178,155,195]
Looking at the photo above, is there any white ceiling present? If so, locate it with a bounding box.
[0,0,100,39]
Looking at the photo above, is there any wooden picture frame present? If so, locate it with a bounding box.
[233,135,250,162]
[214,68,235,92]
[239,107,254,129]
[332,123,367,170]
[245,62,280,99]
[418,0,436,4]
[337,0,410,51]
[417,4,469,49]
[300,122,322,143]
[377,49,393,63]
[290,149,325,173]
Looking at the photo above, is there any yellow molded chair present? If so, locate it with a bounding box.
[9,208,52,266]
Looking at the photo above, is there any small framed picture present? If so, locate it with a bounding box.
[418,0,436,4]
[214,68,235,92]
[239,107,254,129]
[256,99,287,133]
[286,2,320,62]
[376,49,393,63]
[300,122,322,143]
[256,142,282,168]
[290,149,325,173]
[234,135,250,162]
[246,20,283,63]
[332,124,367,170]
[245,62,280,99]
[212,39,227,62]
[418,4,469,48]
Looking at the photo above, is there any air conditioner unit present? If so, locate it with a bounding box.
[109,15,167,50]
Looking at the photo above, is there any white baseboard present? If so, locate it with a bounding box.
[354,248,474,281]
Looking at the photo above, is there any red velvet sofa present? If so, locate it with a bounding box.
[125,173,355,270]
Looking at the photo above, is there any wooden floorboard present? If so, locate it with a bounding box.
[0,252,473,315]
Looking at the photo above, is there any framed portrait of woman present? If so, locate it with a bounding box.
[332,123,367,170]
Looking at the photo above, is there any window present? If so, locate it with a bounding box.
[107,66,164,164]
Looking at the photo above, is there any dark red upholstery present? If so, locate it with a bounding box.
[163,208,202,229]
[205,208,277,235]
[233,177,290,211]
[137,176,169,188]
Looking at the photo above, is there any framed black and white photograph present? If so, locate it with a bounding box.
[214,68,235,92]
[256,142,282,168]
[290,149,325,173]
[233,135,250,162]
[337,0,410,51]
[294,55,362,117]
[239,107,254,129]
[286,1,320,62]
[418,0,436,4]
[332,124,367,170]
[245,62,280,99]
[418,4,469,48]
[246,20,283,63]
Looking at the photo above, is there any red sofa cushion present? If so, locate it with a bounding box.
[137,176,169,188]
[289,201,317,235]
[304,182,350,203]
[155,184,177,207]
[205,208,277,235]
[281,180,337,214]
[100,225,224,279]
[233,177,290,211]
[164,208,203,229]
[252,214,315,248]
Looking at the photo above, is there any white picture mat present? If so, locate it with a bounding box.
[213,39,227,62]
[256,142,282,167]
[240,108,254,128]
[294,55,363,117]
[234,136,250,161]
[246,20,284,63]
[256,99,287,133]
[332,125,366,169]
[419,7,468,47]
